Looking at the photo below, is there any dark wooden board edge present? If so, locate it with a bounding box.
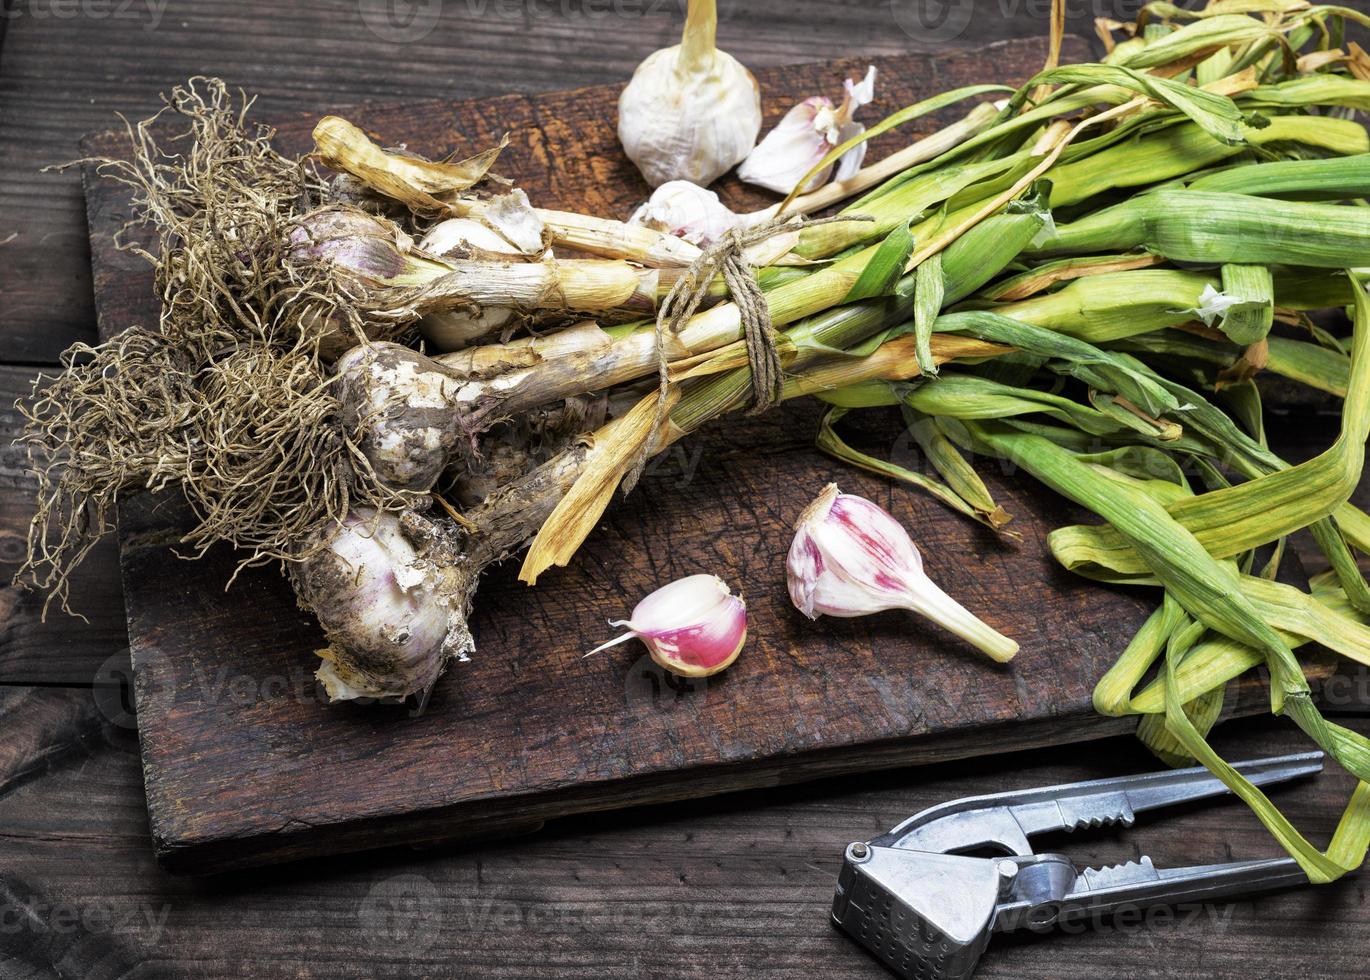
[152,657,1330,875]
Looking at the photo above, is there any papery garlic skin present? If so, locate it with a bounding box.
[1190,283,1245,327]
[420,218,528,260]
[589,573,747,677]
[417,218,524,349]
[628,180,743,246]
[617,0,762,187]
[287,206,421,285]
[481,189,548,257]
[292,509,473,702]
[787,484,1018,663]
[738,66,876,195]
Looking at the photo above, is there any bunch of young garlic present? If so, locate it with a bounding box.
[18,59,1011,706]
[27,1,1370,900]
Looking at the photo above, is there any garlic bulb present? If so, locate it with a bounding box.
[787,484,1018,663]
[617,0,762,187]
[739,66,876,195]
[628,180,744,246]
[334,342,468,493]
[292,508,473,702]
[588,573,747,677]
[418,305,519,351]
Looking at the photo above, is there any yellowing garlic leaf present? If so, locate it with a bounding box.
[312,115,507,211]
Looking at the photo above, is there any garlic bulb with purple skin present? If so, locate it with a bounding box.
[291,508,475,702]
[787,484,1018,663]
[588,574,747,677]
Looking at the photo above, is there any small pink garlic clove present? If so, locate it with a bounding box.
[787,484,1018,663]
[588,573,747,677]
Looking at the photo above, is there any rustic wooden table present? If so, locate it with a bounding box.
[1,2,1368,978]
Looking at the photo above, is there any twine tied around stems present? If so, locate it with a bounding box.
[623,213,870,493]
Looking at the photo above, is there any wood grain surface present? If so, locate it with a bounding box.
[2,689,1366,979]
[3,0,1368,975]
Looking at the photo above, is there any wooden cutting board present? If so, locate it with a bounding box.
[79,35,1321,875]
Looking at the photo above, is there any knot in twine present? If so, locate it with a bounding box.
[623,212,870,493]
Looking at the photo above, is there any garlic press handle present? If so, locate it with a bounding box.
[994,854,1308,934]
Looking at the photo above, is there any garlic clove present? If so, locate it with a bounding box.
[589,573,747,677]
[788,484,922,618]
[739,66,877,196]
[628,180,744,246]
[418,304,519,351]
[787,484,1018,662]
[738,97,838,196]
[617,0,762,187]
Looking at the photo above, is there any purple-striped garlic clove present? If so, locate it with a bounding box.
[588,573,747,677]
[787,484,1018,663]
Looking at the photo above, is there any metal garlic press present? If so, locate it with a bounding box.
[831,752,1323,980]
